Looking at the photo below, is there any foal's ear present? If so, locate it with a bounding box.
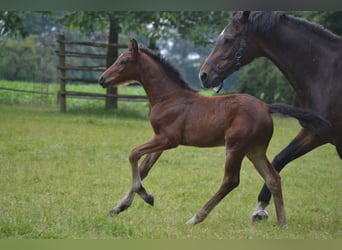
[129,38,139,57]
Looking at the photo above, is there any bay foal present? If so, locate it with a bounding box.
[99,39,328,225]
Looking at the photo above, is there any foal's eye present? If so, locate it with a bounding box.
[120,59,129,65]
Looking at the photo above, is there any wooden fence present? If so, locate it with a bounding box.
[56,34,148,112]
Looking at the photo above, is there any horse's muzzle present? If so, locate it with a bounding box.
[199,70,223,89]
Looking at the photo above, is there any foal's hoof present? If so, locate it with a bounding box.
[109,209,119,217]
[145,194,154,206]
[252,209,269,223]
[108,204,129,216]
[136,186,154,206]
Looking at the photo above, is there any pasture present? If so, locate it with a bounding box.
[0,87,341,239]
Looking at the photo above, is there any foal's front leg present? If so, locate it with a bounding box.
[109,152,162,215]
[110,135,171,215]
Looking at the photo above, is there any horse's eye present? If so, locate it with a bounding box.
[224,38,233,44]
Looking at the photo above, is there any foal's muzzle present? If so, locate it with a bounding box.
[98,76,111,88]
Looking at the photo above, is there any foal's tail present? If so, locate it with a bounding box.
[268,103,331,129]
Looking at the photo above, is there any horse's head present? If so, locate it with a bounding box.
[199,11,254,89]
[99,39,140,88]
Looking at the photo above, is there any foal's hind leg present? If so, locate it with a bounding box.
[109,152,163,215]
[253,129,324,222]
[247,150,287,226]
[187,149,244,225]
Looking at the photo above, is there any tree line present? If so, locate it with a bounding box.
[0,11,341,104]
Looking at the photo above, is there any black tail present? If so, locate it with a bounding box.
[268,103,331,129]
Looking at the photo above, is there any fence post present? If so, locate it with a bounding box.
[57,34,66,112]
[105,17,119,109]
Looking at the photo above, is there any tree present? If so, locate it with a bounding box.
[57,11,233,106]
[0,35,57,82]
[295,11,342,36]
[57,11,125,108]
[0,11,28,38]
[123,11,232,47]
[234,58,294,104]
[0,11,62,83]
[105,16,121,109]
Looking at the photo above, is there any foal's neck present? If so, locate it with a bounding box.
[137,56,191,106]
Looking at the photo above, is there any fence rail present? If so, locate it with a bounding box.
[57,65,107,71]
[61,40,126,48]
[0,86,54,96]
[58,51,107,59]
[60,77,100,83]
[56,34,146,112]
[60,91,148,102]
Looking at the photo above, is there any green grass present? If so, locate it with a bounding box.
[0,103,341,239]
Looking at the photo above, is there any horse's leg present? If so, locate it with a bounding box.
[247,150,287,226]
[187,149,244,225]
[110,134,172,215]
[336,135,342,159]
[252,129,325,222]
[109,151,163,215]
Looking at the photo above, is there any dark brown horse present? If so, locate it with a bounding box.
[99,39,328,225]
[199,11,342,221]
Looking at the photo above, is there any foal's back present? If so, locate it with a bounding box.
[162,92,274,151]
[213,93,274,151]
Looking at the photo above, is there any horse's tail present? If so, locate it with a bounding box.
[268,103,331,129]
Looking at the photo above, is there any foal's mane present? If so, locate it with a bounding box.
[244,11,341,42]
[139,47,197,92]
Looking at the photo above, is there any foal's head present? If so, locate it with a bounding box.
[99,39,140,88]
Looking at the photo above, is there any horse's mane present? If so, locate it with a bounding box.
[243,11,284,34]
[244,11,341,42]
[139,47,197,92]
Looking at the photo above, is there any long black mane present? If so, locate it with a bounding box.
[139,47,197,92]
[243,11,341,42]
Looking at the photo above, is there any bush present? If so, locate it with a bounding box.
[234,57,295,104]
[0,35,58,83]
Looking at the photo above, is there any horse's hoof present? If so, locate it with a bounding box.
[252,210,269,223]
[186,216,198,225]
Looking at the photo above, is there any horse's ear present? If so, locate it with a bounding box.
[129,38,139,57]
[242,11,250,23]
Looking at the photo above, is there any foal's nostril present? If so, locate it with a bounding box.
[99,76,108,88]
[199,71,208,82]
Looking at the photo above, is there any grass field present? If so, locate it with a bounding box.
[0,81,341,239]
[0,103,341,239]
